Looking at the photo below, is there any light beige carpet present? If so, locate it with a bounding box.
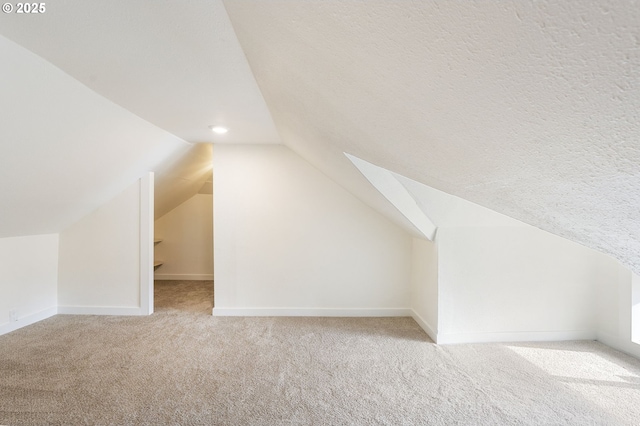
[1,281,640,425]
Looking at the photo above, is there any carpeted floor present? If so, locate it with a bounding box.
[1,281,640,425]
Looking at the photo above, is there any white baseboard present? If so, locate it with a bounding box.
[154,274,213,281]
[58,306,145,316]
[409,309,437,342]
[597,330,640,360]
[436,329,597,345]
[212,307,411,317]
[0,306,57,336]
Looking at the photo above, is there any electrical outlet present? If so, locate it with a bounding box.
[9,309,18,323]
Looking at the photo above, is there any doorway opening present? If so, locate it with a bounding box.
[152,143,214,315]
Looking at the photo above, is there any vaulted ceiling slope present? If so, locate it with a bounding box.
[0,35,189,237]
[155,143,213,220]
[0,0,279,145]
[223,0,640,274]
[0,0,280,237]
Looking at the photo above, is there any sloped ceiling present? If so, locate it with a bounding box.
[0,34,189,237]
[0,0,279,145]
[155,144,213,219]
[0,1,638,275]
[222,0,640,274]
[347,154,523,242]
[0,0,279,237]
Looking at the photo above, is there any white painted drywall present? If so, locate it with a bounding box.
[596,264,640,359]
[436,226,608,344]
[595,258,627,340]
[58,178,146,314]
[346,154,436,240]
[139,173,155,316]
[0,234,58,335]
[154,194,213,280]
[0,34,188,239]
[213,144,412,315]
[345,152,633,348]
[0,0,280,145]
[410,238,438,341]
[633,273,640,345]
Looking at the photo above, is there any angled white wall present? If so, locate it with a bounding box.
[346,154,436,240]
[213,144,412,316]
[0,234,58,335]
[0,35,187,240]
[58,175,154,315]
[154,194,213,280]
[348,156,628,346]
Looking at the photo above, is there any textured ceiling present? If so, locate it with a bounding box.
[0,0,280,144]
[223,0,640,274]
[0,1,637,275]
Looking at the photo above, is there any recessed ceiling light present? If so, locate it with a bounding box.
[209,125,228,134]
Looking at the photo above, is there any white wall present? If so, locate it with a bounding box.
[410,237,438,341]
[155,193,213,280]
[633,273,640,344]
[346,155,638,350]
[596,263,640,358]
[0,234,59,335]
[213,144,412,316]
[58,176,153,315]
[436,226,609,344]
